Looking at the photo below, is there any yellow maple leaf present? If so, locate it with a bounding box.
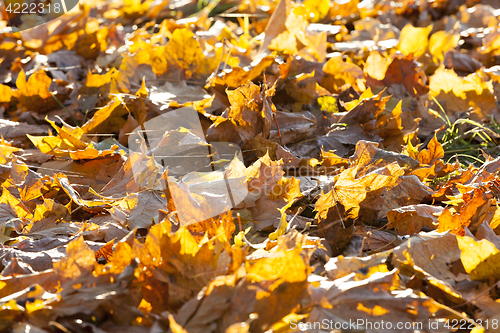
[16,70,72,112]
[457,236,500,281]
[246,247,309,283]
[53,236,96,280]
[322,55,365,92]
[416,134,444,166]
[165,28,216,79]
[397,24,433,58]
[430,66,496,119]
[429,31,460,63]
[28,118,117,159]
[315,163,404,219]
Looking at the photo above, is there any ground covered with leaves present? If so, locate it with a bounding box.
[3,0,500,332]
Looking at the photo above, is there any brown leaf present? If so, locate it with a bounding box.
[213,56,275,88]
[391,231,462,284]
[38,155,124,192]
[316,205,354,256]
[340,89,388,127]
[350,140,419,171]
[120,190,166,229]
[387,204,443,235]
[206,82,275,147]
[308,268,454,333]
[360,175,434,219]
[367,54,429,97]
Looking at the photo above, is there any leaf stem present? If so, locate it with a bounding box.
[50,91,80,127]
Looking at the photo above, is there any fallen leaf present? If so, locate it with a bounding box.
[391,231,462,284]
[16,70,73,113]
[315,163,404,220]
[397,24,432,58]
[387,204,443,235]
[430,66,497,119]
[457,236,500,281]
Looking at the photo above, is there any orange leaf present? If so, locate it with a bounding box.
[315,163,404,219]
[437,189,492,235]
[95,239,115,263]
[417,134,444,166]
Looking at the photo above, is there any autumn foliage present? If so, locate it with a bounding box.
[2,0,500,332]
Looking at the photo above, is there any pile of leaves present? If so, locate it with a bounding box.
[2,0,500,332]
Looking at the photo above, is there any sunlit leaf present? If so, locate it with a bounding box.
[397,24,432,58]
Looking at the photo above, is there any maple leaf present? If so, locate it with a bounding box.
[430,66,497,119]
[322,55,365,93]
[316,163,404,220]
[416,134,445,166]
[397,24,433,58]
[266,8,327,62]
[213,56,275,88]
[173,242,310,332]
[340,89,388,128]
[16,70,73,113]
[350,140,419,171]
[82,85,147,134]
[165,28,217,80]
[28,119,118,160]
[391,231,463,289]
[437,189,492,235]
[367,53,429,97]
[429,31,460,63]
[365,51,390,81]
[117,190,167,229]
[457,236,500,281]
[308,267,455,332]
[53,236,95,280]
[387,204,443,235]
[206,82,275,147]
